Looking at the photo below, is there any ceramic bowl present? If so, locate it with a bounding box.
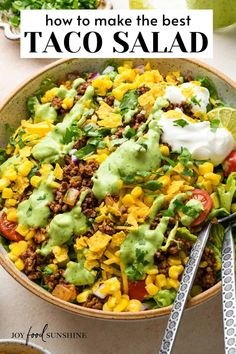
[0,58,235,320]
[0,340,51,354]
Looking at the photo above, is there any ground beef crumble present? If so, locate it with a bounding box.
[82,294,106,310]
[155,239,218,290]
[49,158,99,215]
[20,246,43,281]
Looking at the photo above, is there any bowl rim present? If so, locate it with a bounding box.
[0,57,235,320]
[0,339,51,354]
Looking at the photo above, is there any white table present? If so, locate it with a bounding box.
[0,1,235,353]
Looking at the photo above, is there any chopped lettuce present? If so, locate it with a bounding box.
[161,221,179,251]
[144,289,177,309]
[217,172,236,213]
[195,76,218,100]
[207,224,225,268]
[176,227,197,242]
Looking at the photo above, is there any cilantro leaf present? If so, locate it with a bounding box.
[0,148,8,165]
[120,90,138,116]
[173,119,189,128]
[195,76,219,100]
[190,96,201,107]
[210,118,220,132]
[142,181,163,191]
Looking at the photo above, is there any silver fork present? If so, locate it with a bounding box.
[221,224,236,354]
[159,212,236,354]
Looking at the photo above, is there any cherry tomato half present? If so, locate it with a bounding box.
[128,280,148,301]
[0,213,23,242]
[191,189,213,227]
[223,150,236,176]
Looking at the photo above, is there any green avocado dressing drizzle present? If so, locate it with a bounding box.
[32,85,94,163]
[92,120,162,200]
[40,190,88,256]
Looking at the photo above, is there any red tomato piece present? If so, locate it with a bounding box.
[0,213,23,242]
[191,189,213,226]
[223,150,236,176]
[128,280,148,301]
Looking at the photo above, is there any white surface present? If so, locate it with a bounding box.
[0,1,235,353]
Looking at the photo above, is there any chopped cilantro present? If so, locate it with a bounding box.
[120,90,138,116]
[195,76,218,100]
[5,123,15,135]
[62,125,82,144]
[0,148,8,164]
[163,209,175,217]
[178,147,192,167]
[142,181,163,191]
[173,119,189,128]
[210,118,220,132]
[190,95,201,106]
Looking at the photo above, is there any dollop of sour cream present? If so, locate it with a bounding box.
[164,82,210,114]
[159,111,236,165]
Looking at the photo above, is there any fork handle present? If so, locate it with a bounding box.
[222,225,236,354]
[159,222,212,354]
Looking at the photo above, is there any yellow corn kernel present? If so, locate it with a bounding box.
[198,162,214,175]
[127,299,142,312]
[169,265,184,280]
[77,290,92,303]
[5,199,17,207]
[173,163,184,174]
[131,186,143,198]
[0,178,10,191]
[197,176,204,183]
[4,169,17,181]
[30,176,42,188]
[168,256,182,266]
[16,224,29,236]
[15,258,24,271]
[145,283,159,296]
[160,144,170,156]
[179,251,186,262]
[167,278,180,290]
[96,153,108,164]
[190,285,203,297]
[103,302,112,311]
[6,208,18,222]
[18,160,33,177]
[199,261,208,268]
[54,163,63,181]
[46,264,58,274]
[145,274,155,285]
[2,187,13,199]
[9,240,28,256]
[48,181,61,189]
[158,175,171,188]
[231,203,236,213]
[100,277,121,295]
[25,229,35,241]
[214,261,221,271]
[107,295,118,309]
[204,173,221,186]
[183,256,189,265]
[113,297,129,312]
[8,253,18,262]
[144,195,154,207]
[122,194,135,207]
[155,274,167,288]
[146,268,159,275]
[62,97,74,110]
[201,180,213,194]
